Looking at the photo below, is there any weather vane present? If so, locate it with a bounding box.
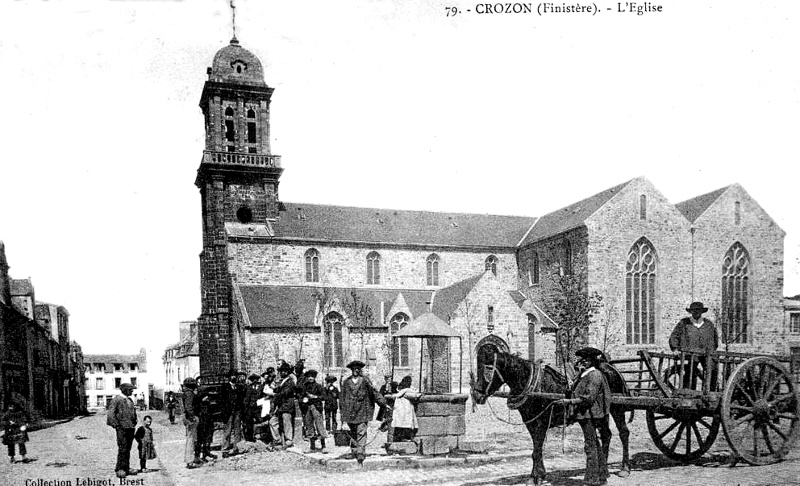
[230,0,238,42]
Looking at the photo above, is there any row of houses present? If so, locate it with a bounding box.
[83,349,150,411]
[0,242,86,416]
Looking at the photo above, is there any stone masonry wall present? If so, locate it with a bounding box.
[228,241,519,291]
[585,178,692,359]
[691,185,785,354]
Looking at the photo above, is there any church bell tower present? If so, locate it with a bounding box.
[195,36,282,374]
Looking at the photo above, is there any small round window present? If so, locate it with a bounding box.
[236,206,253,224]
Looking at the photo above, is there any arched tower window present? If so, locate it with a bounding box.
[722,242,750,344]
[485,255,498,276]
[323,312,345,368]
[426,254,440,286]
[625,237,657,344]
[390,313,410,367]
[527,313,538,360]
[224,106,236,152]
[305,248,320,283]
[366,252,381,285]
[246,108,257,152]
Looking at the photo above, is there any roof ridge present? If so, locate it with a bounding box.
[281,201,535,219]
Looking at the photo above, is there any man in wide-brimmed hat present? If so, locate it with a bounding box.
[340,360,387,467]
[242,374,263,442]
[669,302,719,389]
[268,361,297,449]
[107,382,139,478]
[221,369,244,453]
[300,369,328,452]
[557,347,611,486]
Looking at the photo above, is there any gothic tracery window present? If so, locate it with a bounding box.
[305,248,320,283]
[390,313,410,367]
[722,242,750,344]
[426,253,440,286]
[323,312,345,368]
[625,237,657,344]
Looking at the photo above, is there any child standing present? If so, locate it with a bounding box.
[323,375,339,433]
[134,415,157,472]
[392,376,418,442]
[1,402,29,463]
[300,370,328,452]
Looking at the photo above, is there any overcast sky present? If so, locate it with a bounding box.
[0,0,798,386]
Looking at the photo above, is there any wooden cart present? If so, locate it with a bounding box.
[603,350,800,465]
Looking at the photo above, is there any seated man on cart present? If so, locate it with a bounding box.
[669,301,719,390]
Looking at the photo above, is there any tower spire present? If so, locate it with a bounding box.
[230,0,238,43]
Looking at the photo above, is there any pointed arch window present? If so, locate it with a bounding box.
[426,253,440,286]
[390,313,410,367]
[323,312,345,368]
[304,248,320,283]
[366,251,381,285]
[625,238,657,344]
[722,242,750,344]
[561,240,573,276]
[485,255,498,276]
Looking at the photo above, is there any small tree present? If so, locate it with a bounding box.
[454,295,481,386]
[311,287,336,372]
[712,306,745,353]
[341,288,375,363]
[543,260,603,368]
[285,309,305,361]
[598,301,623,358]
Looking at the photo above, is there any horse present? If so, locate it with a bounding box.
[470,345,631,486]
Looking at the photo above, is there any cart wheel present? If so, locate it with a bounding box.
[720,356,800,465]
[646,408,720,461]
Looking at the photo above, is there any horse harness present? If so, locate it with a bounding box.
[482,353,546,410]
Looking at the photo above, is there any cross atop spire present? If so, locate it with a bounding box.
[230,0,238,43]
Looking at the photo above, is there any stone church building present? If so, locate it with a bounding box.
[194,38,787,390]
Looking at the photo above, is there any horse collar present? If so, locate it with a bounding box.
[507,359,544,410]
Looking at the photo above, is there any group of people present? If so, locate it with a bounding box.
[178,358,411,468]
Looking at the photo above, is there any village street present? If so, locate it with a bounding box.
[1,404,799,486]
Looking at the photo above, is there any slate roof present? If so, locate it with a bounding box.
[239,285,434,329]
[10,279,33,296]
[675,186,730,223]
[520,180,633,246]
[83,352,147,370]
[267,202,536,249]
[430,274,484,321]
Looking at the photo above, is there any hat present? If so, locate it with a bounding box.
[120,383,135,391]
[324,375,337,383]
[346,360,366,370]
[304,369,318,378]
[686,302,709,314]
[575,347,605,361]
[228,369,239,378]
[182,377,197,389]
[248,373,260,381]
[277,362,292,373]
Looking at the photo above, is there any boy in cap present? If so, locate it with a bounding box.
[340,360,387,467]
[181,377,203,469]
[558,347,611,486]
[242,373,262,442]
[301,370,328,452]
[323,375,340,433]
[669,301,719,389]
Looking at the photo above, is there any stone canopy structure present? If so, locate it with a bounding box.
[194,39,787,389]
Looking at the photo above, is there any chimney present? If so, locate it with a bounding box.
[179,321,192,342]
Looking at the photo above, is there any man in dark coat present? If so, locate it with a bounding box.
[558,347,612,486]
[165,391,177,424]
[220,370,244,452]
[300,369,328,451]
[268,362,297,448]
[107,382,139,478]
[340,360,387,467]
[242,374,262,442]
[181,377,202,469]
[196,388,216,461]
[323,375,340,433]
[669,301,719,389]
